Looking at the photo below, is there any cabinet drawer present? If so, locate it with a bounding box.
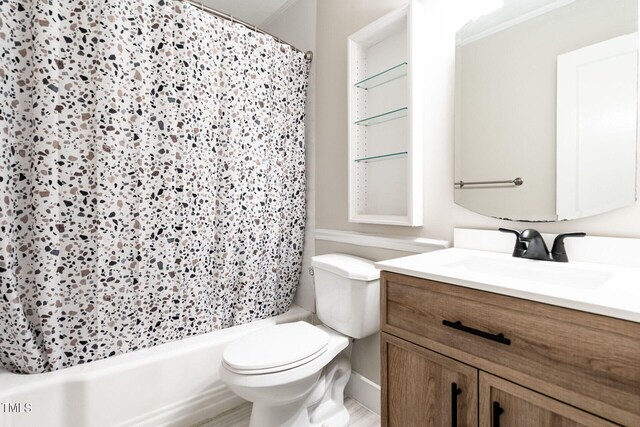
[381,271,640,426]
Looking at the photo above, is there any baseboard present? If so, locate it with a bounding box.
[345,370,381,416]
[118,383,245,427]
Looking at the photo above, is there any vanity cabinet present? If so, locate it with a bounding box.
[380,271,640,426]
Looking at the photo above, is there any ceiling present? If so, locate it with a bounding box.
[202,0,292,26]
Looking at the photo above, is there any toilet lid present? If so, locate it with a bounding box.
[223,322,330,373]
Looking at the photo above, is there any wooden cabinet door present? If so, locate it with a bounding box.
[479,372,617,427]
[382,333,478,427]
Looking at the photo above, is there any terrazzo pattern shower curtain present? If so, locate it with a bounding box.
[0,0,309,374]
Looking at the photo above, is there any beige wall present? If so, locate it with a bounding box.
[315,0,640,386]
[263,0,317,312]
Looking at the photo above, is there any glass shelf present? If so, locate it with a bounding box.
[354,151,408,163]
[355,107,408,126]
[355,62,408,89]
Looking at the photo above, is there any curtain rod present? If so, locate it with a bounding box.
[177,0,313,61]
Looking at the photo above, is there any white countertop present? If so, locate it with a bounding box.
[376,247,640,323]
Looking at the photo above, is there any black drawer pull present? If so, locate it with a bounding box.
[493,401,504,427]
[451,382,462,427]
[442,320,511,345]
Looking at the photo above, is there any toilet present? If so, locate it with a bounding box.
[219,253,380,427]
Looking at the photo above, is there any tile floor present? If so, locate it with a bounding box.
[194,397,380,427]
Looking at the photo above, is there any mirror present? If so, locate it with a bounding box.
[454,0,638,221]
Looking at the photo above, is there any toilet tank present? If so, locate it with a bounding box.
[311,254,380,339]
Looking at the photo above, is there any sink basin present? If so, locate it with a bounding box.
[443,256,613,289]
[376,229,640,323]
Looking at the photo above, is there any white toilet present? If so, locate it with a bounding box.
[219,253,380,427]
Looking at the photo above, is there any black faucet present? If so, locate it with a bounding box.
[499,228,586,262]
[549,232,587,262]
[497,228,527,257]
[519,229,553,261]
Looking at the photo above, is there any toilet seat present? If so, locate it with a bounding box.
[220,324,349,390]
[223,345,328,374]
[222,322,330,374]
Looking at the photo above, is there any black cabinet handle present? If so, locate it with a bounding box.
[442,320,511,345]
[493,401,504,427]
[451,382,462,427]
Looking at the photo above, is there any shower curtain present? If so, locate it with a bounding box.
[0,0,309,374]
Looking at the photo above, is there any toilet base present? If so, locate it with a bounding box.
[308,352,351,427]
[249,401,348,427]
[248,351,351,427]
[249,401,312,427]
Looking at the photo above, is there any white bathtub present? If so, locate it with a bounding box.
[0,305,311,427]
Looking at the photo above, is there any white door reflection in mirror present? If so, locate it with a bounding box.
[556,33,638,219]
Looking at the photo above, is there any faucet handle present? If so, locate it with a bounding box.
[498,228,527,257]
[520,228,544,240]
[551,232,586,262]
